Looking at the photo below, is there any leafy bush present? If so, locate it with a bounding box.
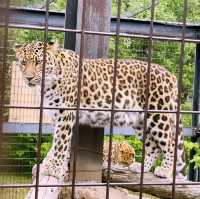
[1,134,52,172]
[184,139,200,171]
[181,102,192,127]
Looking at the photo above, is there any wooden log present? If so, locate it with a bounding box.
[103,170,200,199]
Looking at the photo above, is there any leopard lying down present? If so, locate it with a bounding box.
[103,141,135,171]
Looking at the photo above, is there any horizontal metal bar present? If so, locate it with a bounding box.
[1,180,200,188]
[3,122,52,134]
[2,122,192,136]
[4,104,200,114]
[0,6,200,40]
[2,22,200,44]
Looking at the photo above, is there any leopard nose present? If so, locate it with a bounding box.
[27,77,33,81]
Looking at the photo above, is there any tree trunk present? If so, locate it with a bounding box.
[76,0,111,58]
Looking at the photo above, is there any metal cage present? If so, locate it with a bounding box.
[1,0,200,199]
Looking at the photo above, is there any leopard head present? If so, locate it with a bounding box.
[15,41,59,87]
[118,143,135,166]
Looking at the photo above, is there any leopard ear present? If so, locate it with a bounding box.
[14,44,23,52]
[47,40,59,52]
[15,44,23,49]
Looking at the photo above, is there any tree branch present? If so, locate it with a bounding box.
[125,0,160,18]
[39,0,56,9]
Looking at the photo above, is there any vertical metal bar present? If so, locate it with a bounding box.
[71,0,86,198]
[34,0,49,198]
[105,0,121,199]
[0,0,9,174]
[172,0,188,198]
[64,0,78,50]
[190,41,200,181]
[0,0,9,134]
[139,0,155,198]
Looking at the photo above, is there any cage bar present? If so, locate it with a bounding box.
[1,0,200,199]
[105,1,121,198]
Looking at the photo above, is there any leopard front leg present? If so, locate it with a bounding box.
[152,116,174,179]
[42,111,75,180]
[26,111,75,199]
[154,139,174,178]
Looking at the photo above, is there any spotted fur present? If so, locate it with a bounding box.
[15,41,185,179]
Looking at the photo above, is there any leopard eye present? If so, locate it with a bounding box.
[36,59,42,65]
[35,64,41,72]
[21,60,26,65]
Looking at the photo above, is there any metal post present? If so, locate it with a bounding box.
[0,0,9,134]
[64,0,78,50]
[64,0,111,184]
[190,39,200,181]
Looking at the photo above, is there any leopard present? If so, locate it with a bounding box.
[103,141,135,169]
[15,41,185,184]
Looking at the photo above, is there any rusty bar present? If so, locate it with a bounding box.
[105,0,121,199]
[34,0,50,199]
[139,0,155,198]
[0,0,197,196]
[3,180,200,189]
[71,0,86,198]
[0,0,9,182]
[189,40,200,181]
[172,0,188,198]
[5,104,200,114]
[0,0,9,134]
[2,22,200,43]
[1,6,199,40]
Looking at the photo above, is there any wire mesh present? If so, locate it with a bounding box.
[0,0,200,199]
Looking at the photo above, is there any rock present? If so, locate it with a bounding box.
[60,184,160,199]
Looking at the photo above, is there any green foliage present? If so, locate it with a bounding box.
[1,134,52,171]
[181,102,192,127]
[184,139,200,170]
[11,0,45,7]
[50,0,67,11]
[112,0,200,23]
[14,29,64,46]
[41,140,52,159]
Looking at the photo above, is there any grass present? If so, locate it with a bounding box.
[0,172,31,199]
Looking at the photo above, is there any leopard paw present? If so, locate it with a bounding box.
[25,176,60,199]
[154,166,172,178]
[32,164,49,182]
[129,162,142,173]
